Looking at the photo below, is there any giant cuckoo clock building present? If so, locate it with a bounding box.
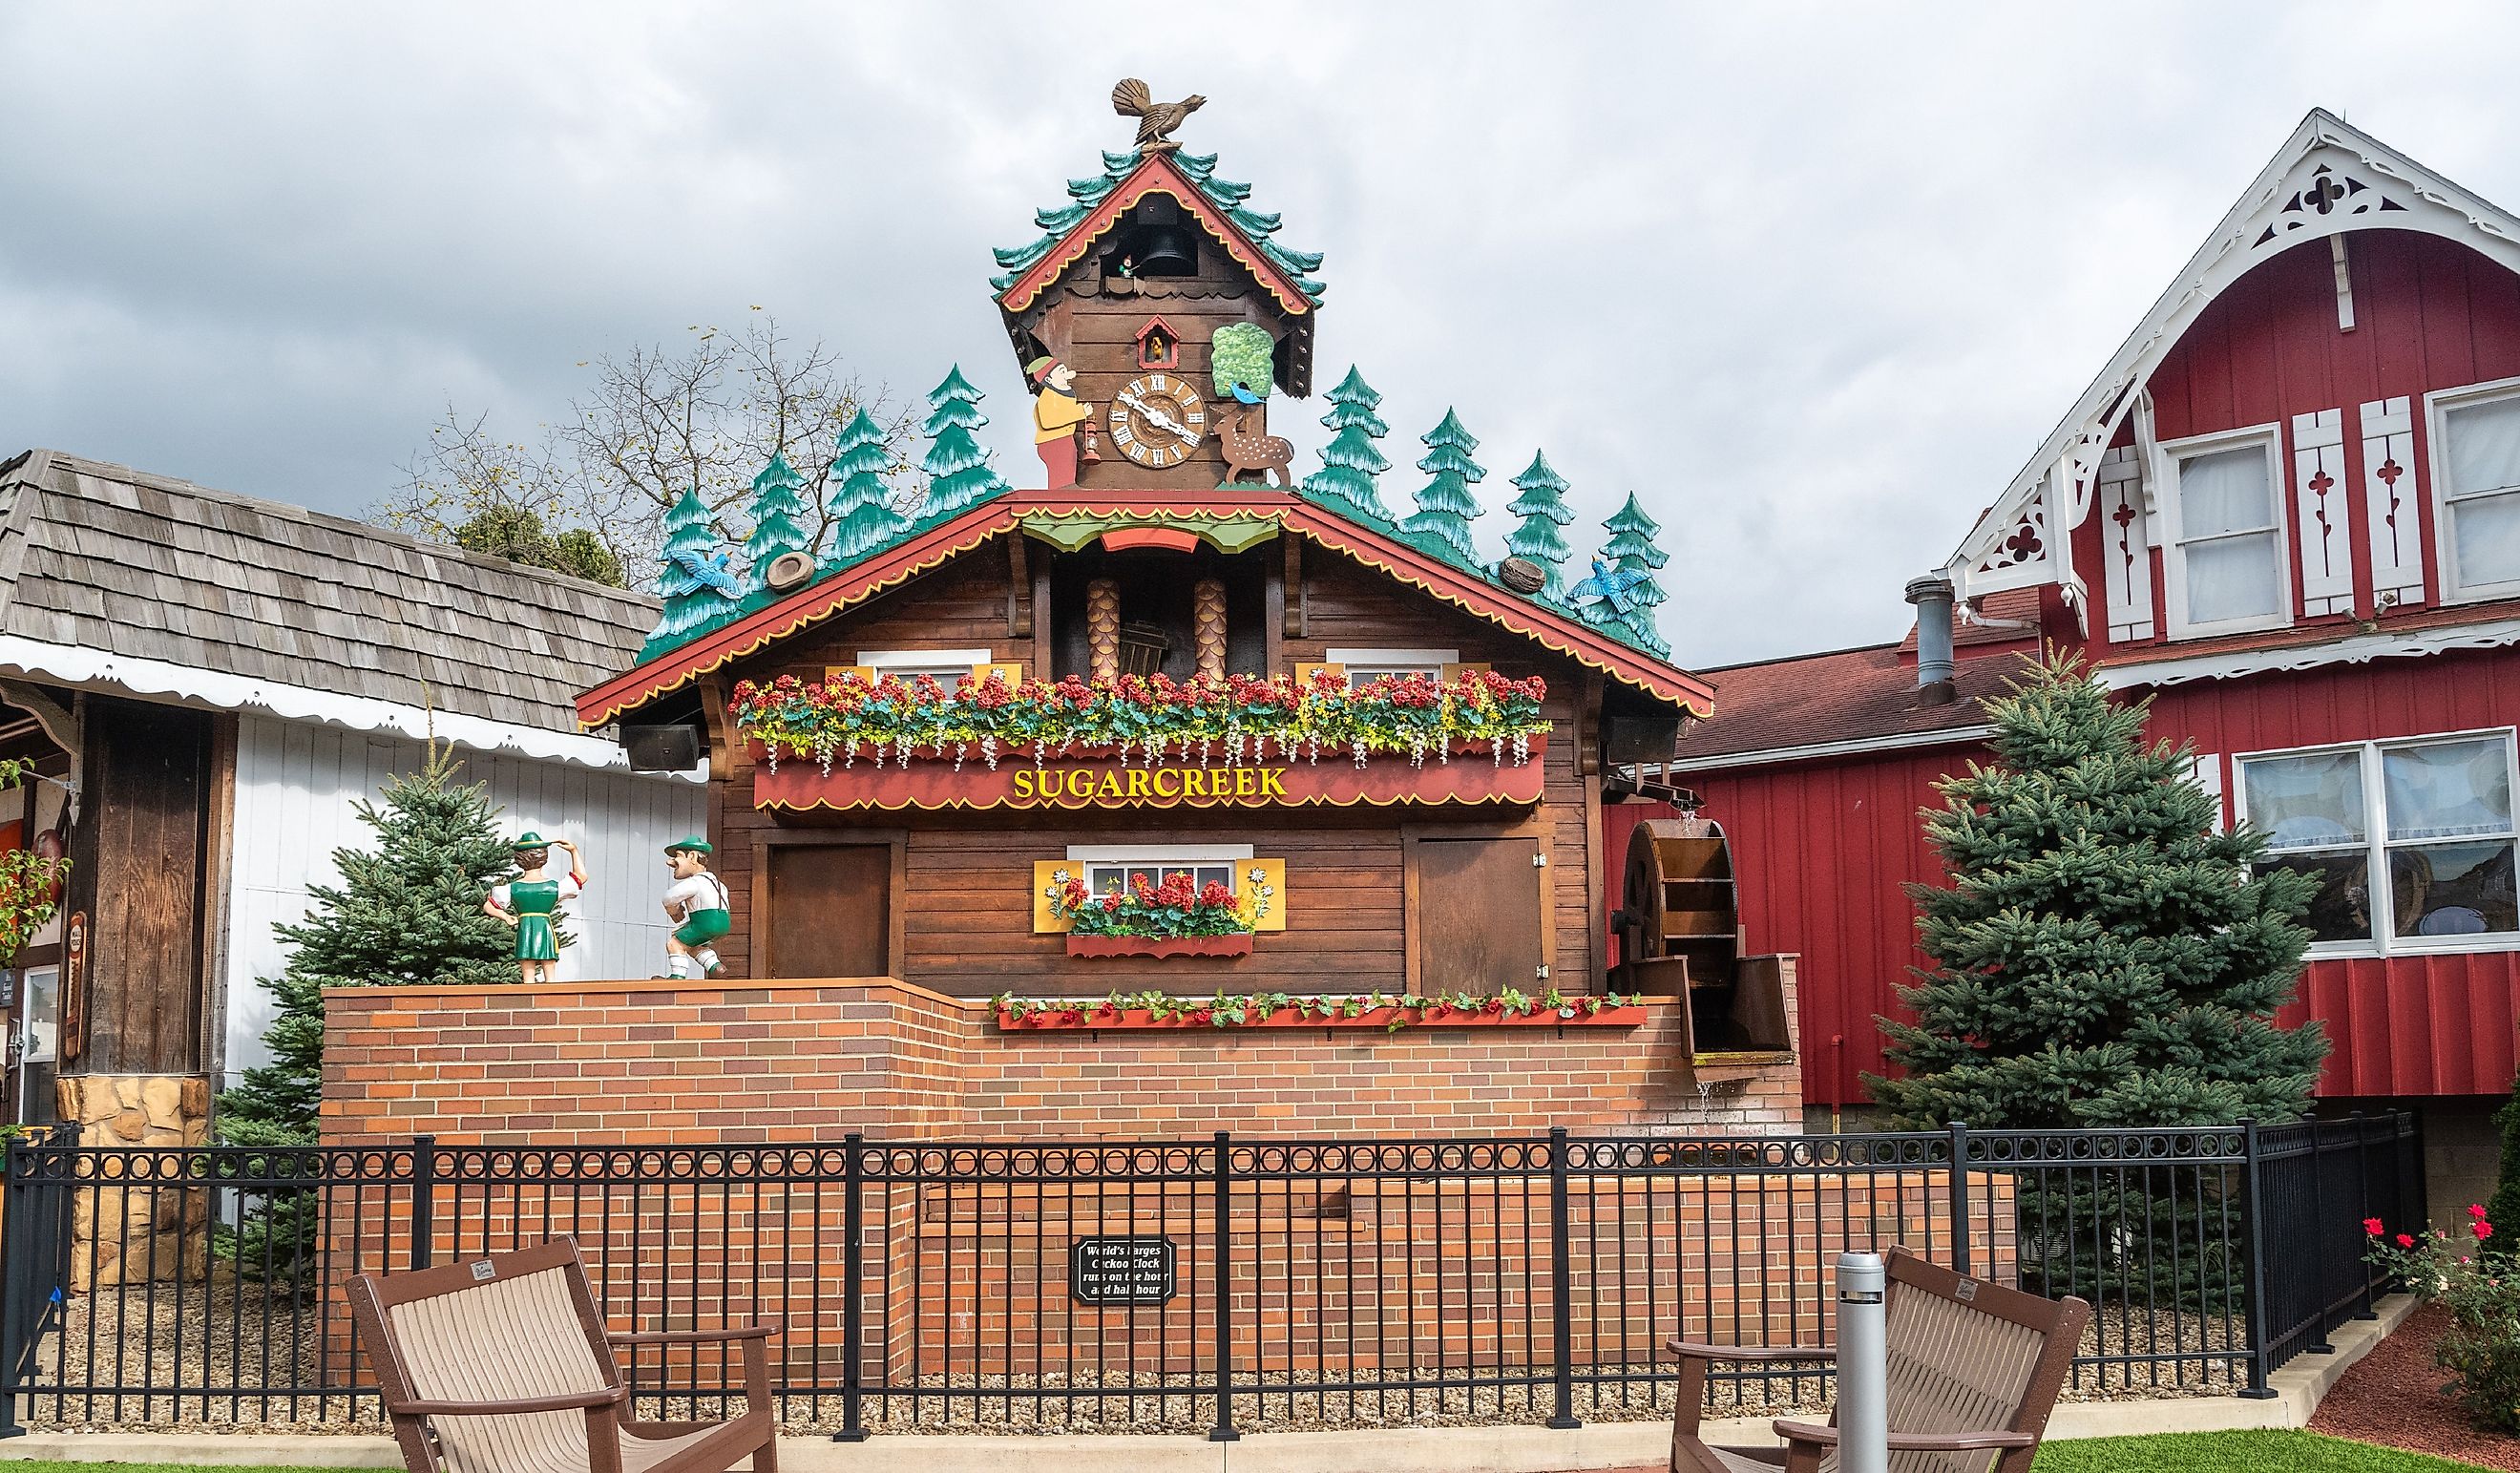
[531,85,1804,1139]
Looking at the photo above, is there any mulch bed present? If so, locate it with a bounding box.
[2310,1304,2520,1470]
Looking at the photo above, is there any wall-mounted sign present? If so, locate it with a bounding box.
[754,736,1548,813]
[60,911,85,1063]
[1071,1236,1176,1306]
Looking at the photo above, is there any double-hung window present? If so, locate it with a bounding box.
[2236,731,2520,954]
[2432,381,2520,601]
[1071,844,1249,899]
[837,648,999,693]
[1305,647,1470,684]
[2163,427,2289,637]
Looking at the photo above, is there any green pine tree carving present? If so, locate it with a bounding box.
[216,748,519,1272]
[741,451,816,582]
[827,407,910,563]
[1871,650,2326,1131]
[1399,409,1485,567]
[918,365,1011,519]
[1594,493,1671,656]
[1503,451,1576,599]
[1301,366,1394,523]
[655,486,737,644]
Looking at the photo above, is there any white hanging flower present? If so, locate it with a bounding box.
[981,734,999,771]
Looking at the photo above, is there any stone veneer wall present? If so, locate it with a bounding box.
[55,1073,213,1290]
[320,978,1804,1145]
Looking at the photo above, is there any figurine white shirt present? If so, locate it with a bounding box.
[490,875,582,911]
[663,873,731,915]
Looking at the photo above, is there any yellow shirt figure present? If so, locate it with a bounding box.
[1028,358,1092,488]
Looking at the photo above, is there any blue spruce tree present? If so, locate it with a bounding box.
[1399,409,1485,567]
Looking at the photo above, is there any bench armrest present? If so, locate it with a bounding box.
[1668,1337,1836,1363]
[1773,1420,2036,1452]
[388,1385,626,1416]
[608,1325,777,1346]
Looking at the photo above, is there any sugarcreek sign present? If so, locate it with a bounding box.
[750,734,1549,812]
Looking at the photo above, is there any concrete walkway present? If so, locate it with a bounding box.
[0,1295,2415,1473]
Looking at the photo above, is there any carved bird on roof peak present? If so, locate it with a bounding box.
[1112,78,1205,157]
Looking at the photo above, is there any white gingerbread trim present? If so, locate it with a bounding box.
[1950,109,2520,601]
[2096,615,2520,689]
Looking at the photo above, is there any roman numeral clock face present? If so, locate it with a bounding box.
[1107,373,1208,469]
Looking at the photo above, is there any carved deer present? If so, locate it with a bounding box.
[1215,404,1294,487]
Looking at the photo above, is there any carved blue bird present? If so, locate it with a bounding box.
[667,546,745,600]
[1228,382,1265,406]
[1568,559,1651,614]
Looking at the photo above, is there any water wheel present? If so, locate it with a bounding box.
[1615,816,1741,989]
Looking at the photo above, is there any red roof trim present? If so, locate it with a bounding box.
[577,490,1712,726]
[995,155,1313,318]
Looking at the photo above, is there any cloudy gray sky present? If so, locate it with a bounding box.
[9,2,2520,667]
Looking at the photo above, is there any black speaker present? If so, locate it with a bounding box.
[622,724,703,773]
[1601,714,1685,768]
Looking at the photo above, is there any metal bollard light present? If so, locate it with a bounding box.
[1835,1252,1889,1473]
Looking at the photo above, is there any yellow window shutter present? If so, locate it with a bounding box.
[1033,860,1079,934]
[1293,662,1346,685]
[979,662,1027,688]
[1239,857,1288,933]
[1438,662,1493,683]
[826,664,877,684]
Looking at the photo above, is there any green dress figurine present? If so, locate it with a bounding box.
[484,832,590,984]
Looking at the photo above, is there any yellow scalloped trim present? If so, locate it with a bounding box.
[760,786,1535,813]
[996,158,1312,319]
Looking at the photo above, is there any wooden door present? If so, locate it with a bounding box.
[764,844,894,979]
[1408,835,1547,993]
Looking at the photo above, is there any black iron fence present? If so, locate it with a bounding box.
[0,1116,2423,1435]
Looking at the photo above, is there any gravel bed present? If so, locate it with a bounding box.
[18,1283,2254,1434]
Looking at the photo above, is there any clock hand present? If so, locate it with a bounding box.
[1120,393,1191,439]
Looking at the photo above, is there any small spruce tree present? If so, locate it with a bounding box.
[1503,451,1577,600]
[1871,649,2327,1130]
[2487,1072,2520,1242]
[918,365,1011,519]
[217,748,518,1273]
[826,407,910,563]
[741,452,816,581]
[1301,366,1395,523]
[1399,409,1485,567]
[655,487,737,643]
[1596,494,1671,657]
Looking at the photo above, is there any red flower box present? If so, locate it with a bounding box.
[1065,934,1254,959]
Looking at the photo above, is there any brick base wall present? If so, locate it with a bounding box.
[321,978,1804,1145]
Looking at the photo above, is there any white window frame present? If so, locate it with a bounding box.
[2232,726,2520,958]
[1325,646,1459,682]
[2425,375,2520,605]
[856,647,993,691]
[1064,843,1253,899]
[2158,422,2294,640]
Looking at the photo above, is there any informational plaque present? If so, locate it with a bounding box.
[1070,1235,1177,1305]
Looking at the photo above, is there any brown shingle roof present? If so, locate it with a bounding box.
[0,450,658,734]
[1671,642,2024,765]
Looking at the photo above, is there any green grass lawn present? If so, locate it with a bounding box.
[2035,1429,2493,1471]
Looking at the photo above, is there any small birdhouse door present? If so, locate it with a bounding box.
[1134,316,1180,369]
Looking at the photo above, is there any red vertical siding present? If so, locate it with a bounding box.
[2072,230,2520,654]
[1684,744,1978,1106]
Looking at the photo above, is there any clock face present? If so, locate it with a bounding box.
[1107,373,1208,469]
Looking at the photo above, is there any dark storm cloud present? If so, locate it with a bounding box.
[6,1,2519,663]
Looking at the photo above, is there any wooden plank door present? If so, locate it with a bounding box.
[1408,835,1546,993]
[763,844,894,979]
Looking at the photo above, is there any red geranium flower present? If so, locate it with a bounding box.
[2363,1217,2385,1236]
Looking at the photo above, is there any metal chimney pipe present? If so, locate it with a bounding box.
[1835,1252,1889,1473]
[1904,576,1958,705]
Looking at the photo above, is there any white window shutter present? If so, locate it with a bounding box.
[2186,753,2227,833]
[2360,397,2426,607]
[2098,445,2153,642]
[2291,410,2355,617]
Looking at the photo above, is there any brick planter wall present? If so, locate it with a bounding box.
[321,978,1802,1144]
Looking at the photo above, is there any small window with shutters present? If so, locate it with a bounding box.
[829,648,1009,692]
[1300,648,1488,685]
[1034,846,1287,933]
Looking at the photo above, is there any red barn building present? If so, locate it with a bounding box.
[1671,111,2520,1202]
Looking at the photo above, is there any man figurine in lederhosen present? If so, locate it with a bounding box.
[661,836,732,978]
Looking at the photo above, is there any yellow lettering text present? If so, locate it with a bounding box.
[1152,768,1182,801]
[1125,768,1153,802]
[1260,768,1289,799]
[1012,769,1036,802]
[1097,770,1125,801]
[1184,769,1208,799]
[1064,769,1095,804]
[1235,769,1257,801]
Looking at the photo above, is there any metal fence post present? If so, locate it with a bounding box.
[2303,1121,2334,1356]
[2238,1120,2274,1399]
[409,1135,437,1272]
[0,1129,24,1439]
[1946,1122,1972,1279]
[1548,1126,1581,1429]
[834,1132,867,1443]
[1208,1129,1238,1442]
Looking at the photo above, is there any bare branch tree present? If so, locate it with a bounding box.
[377,312,924,585]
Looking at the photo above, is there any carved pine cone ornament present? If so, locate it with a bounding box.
[1086,578,1121,682]
[1193,579,1228,681]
